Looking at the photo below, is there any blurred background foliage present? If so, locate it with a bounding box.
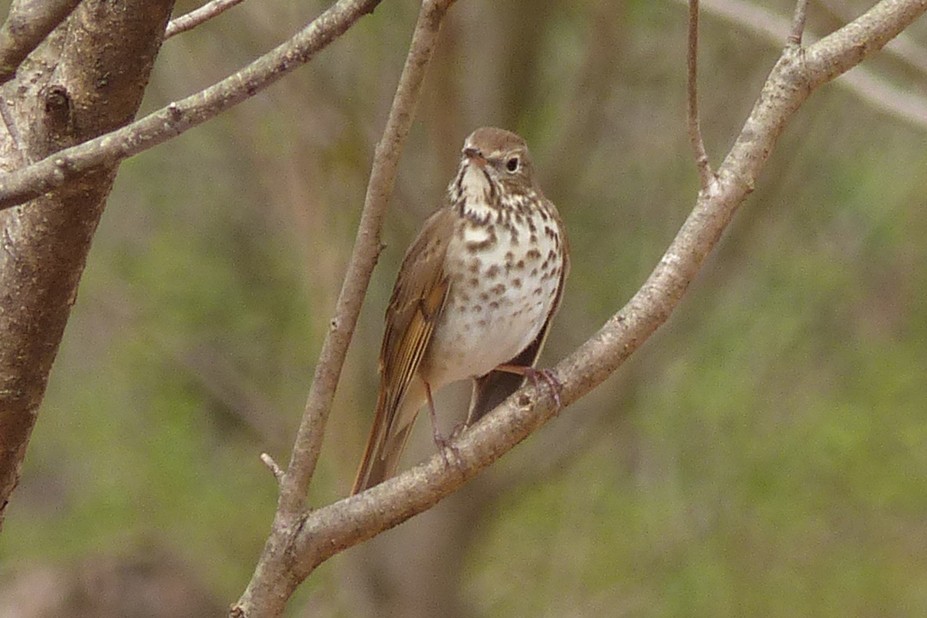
[2,0,927,616]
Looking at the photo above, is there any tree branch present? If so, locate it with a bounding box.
[251,0,924,593]
[165,0,247,39]
[789,0,810,45]
[0,0,385,211]
[687,0,713,189]
[681,0,927,130]
[231,0,457,615]
[0,0,83,85]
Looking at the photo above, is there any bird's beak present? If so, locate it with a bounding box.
[463,146,487,169]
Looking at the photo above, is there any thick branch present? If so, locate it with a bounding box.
[231,0,457,615]
[0,0,385,211]
[0,0,82,85]
[278,0,927,575]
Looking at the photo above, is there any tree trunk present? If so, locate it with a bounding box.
[0,0,175,528]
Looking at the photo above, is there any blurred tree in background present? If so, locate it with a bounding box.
[1,0,927,616]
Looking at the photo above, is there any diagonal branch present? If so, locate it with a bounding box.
[278,0,457,519]
[0,0,83,85]
[232,0,457,615]
[165,0,248,39]
[0,0,385,211]
[271,0,925,586]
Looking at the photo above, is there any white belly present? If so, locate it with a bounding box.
[423,211,563,388]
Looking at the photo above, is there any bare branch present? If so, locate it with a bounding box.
[165,0,247,39]
[0,0,82,85]
[679,0,927,131]
[820,0,927,75]
[687,0,713,190]
[0,0,385,211]
[261,0,925,586]
[789,0,810,45]
[231,0,457,615]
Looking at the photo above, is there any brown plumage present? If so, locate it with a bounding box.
[352,127,569,494]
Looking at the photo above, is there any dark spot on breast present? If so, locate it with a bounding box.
[491,283,506,295]
[512,278,522,289]
[469,260,480,273]
[489,301,499,309]
[486,264,500,278]
[516,260,525,270]
[526,248,542,261]
[469,277,479,287]
[479,292,489,302]
[533,287,543,296]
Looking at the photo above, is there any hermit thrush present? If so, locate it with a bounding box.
[352,127,569,494]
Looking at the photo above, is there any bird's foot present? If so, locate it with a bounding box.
[524,367,563,409]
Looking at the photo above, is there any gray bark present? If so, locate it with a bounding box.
[0,0,175,527]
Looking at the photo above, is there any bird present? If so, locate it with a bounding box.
[352,127,569,494]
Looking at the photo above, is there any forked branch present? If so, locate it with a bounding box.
[0,0,82,85]
[233,2,926,616]
[232,0,458,615]
[0,0,384,210]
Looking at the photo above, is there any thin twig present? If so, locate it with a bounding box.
[232,0,457,614]
[676,0,927,131]
[687,0,713,190]
[261,454,285,483]
[165,0,248,39]
[0,0,82,85]
[789,0,810,45]
[0,0,385,211]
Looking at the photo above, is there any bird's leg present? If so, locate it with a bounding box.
[423,381,463,468]
[423,381,445,447]
[495,364,563,409]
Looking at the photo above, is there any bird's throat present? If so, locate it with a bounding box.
[460,163,496,212]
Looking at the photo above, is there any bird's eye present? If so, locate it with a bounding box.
[505,156,520,172]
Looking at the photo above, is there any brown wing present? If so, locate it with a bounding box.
[466,208,570,425]
[352,208,455,494]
